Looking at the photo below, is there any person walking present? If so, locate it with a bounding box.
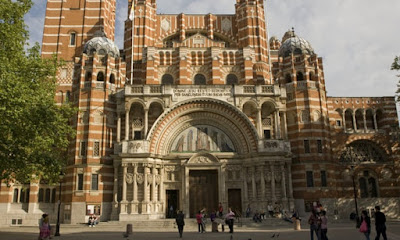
[39,214,51,240]
[218,202,223,217]
[308,209,321,240]
[374,206,387,240]
[175,210,185,238]
[359,210,371,240]
[196,211,204,233]
[320,211,328,240]
[225,208,235,233]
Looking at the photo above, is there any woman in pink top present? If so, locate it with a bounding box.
[320,211,328,240]
[196,211,204,233]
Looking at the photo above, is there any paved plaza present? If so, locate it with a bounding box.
[1,221,400,240]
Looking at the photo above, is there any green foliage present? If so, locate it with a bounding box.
[0,0,75,183]
[392,56,400,97]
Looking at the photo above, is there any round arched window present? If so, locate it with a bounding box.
[194,74,206,85]
[110,74,115,84]
[97,72,104,82]
[297,72,304,81]
[226,74,238,85]
[161,74,174,85]
[85,72,92,82]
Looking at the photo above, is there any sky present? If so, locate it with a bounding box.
[24,0,400,97]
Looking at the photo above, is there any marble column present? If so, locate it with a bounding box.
[352,112,357,131]
[159,167,165,213]
[282,111,288,140]
[144,109,149,138]
[260,165,265,199]
[117,114,121,142]
[257,108,262,137]
[111,164,119,218]
[243,167,248,202]
[280,163,287,199]
[373,113,378,130]
[132,164,138,213]
[277,111,282,139]
[143,165,149,213]
[270,164,276,201]
[152,167,157,202]
[125,110,130,141]
[363,111,367,132]
[121,164,128,214]
[342,111,346,131]
[287,164,294,199]
[251,166,256,200]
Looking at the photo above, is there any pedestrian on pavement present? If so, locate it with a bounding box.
[39,213,51,240]
[320,210,328,240]
[196,210,204,233]
[374,206,387,240]
[308,209,321,240]
[175,210,185,238]
[359,210,371,240]
[218,202,223,217]
[169,205,174,218]
[225,208,235,233]
[246,204,251,218]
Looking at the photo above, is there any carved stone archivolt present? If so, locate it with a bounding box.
[192,156,212,164]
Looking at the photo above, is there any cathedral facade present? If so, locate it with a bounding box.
[1,0,399,225]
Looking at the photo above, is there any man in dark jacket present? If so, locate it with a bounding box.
[175,210,185,238]
[374,206,387,240]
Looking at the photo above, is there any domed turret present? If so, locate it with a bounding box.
[83,31,120,58]
[279,29,314,57]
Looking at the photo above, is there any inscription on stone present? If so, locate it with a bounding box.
[173,88,231,97]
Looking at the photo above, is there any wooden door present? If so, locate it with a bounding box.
[228,189,242,217]
[189,170,218,217]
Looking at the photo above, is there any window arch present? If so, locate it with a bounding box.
[51,189,56,203]
[97,72,104,82]
[161,74,174,85]
[285,74,292,83]
[45,189,51,203]
[297,72,304,81]
[359,171,378,198]
[38,189,44,202]
[300,110,310,123]
[309,72,314,81]
[110,74,115,84]
[194,74,206,85]
[339,140,388,163]
[226,74,238,85]
[66,91,71,103]
[85,72,92,82]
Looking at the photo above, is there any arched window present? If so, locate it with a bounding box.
[51,189,56,203]
[294,48,302,55]
[110,74,115,84]
[285,74,292,83]
[309,72,314,81]
[85,72,92,82]
[66,91,71,103]
[161,74,174,85]
[38,189,44,202]
[19,189,26,203]
[359,171,378,198]
[226,74,238,85]
[300,110,310,123]
[339,140,388,163]
[194,74,206,85]
[97,72,104,82]
[45,189,51,203]
[13,189,18,203]
[297,72,304,81]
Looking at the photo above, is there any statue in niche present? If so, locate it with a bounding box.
[196,127,210,151]
[187,130,193,152]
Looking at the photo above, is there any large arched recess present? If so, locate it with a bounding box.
[147,99,259,155]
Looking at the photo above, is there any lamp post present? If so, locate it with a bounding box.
[55,172,65,237]
[350,165,359,221]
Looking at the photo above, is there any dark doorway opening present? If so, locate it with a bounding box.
[228,189,242,217]
[189,170,218,218]
[166,190,179,218]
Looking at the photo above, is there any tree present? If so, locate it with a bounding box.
[0,0,75,183]
[392,56,400,98]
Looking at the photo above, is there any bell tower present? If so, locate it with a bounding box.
[42,0,117,61]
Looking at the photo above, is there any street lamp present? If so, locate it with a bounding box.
[350,165,359,222]
[55,172,65,237]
